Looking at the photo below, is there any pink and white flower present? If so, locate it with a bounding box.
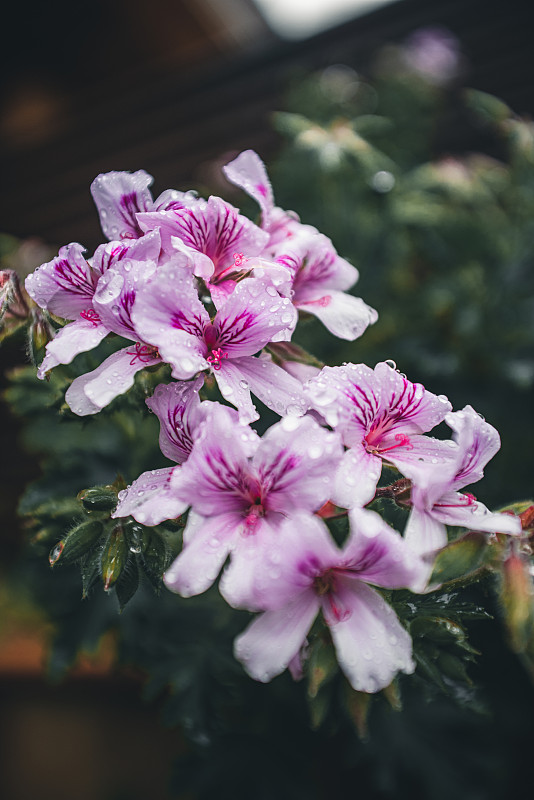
[306,362,454,508]
[113,378,239,526]
[137,194,270,304]
[64,255,164,415]
[26,231,162,379]
[234,508,424,693]
[403,405,522,560]
[223,150,377,339]
[163,413,343,609]
[132,259,307,423]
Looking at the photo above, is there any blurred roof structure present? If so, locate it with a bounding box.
[0,0,533,249]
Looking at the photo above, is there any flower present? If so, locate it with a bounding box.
[132,258,307,423]
[113,378,240,525]
[403,405,522,561]
[163,413,343,609]
[223,150,377,339]
[305,361,453,507]
[234,508,424,693]
[26,231,162,381]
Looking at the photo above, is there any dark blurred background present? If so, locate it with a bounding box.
[1,0,533,248]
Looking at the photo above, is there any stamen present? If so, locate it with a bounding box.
[80,309,101,327]
[367,432,413,454]
[207,347,229,371]
[127,342,160,365]
[242,500,265,535]
[313,570,351,622]
[436,492,478,509]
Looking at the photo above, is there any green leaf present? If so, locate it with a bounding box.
[430,532,491,585]
[115,557,140,611]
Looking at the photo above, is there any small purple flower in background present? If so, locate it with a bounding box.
[403,405,522,561]
[163,413,343,609]
[234,508,424,693]
[402,27,461,86]
[306,361,453,508]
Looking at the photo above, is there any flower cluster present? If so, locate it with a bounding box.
[25,151,521,695]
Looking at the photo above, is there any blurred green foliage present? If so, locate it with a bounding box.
[269,59,534,508]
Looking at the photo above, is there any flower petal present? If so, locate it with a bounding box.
[222,150,275,222]
[65,346,160,415]
[234,591,319,683]
[296,289,377,341]
[175,404,260,514]
[432,492,522,535]
[25,243,97,319]
[90,170,154,240]
[145,376,206,464]
[93,258,157,340]
[345,507,426,590]
[37,318,109,378]
[252,414,343,514]
[446,405,501,491]
[404,506,448,559]
[163,512,239,597]
[328,580,415,693]
[139,195,269,277]
[91,229,161,276]
[331,447,382,508]
[214,276,296,358]
[112,466,188,526]
[227,352,309,419]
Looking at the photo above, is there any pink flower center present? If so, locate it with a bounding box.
[313,568,351,622]
[242,497,265,535]
[206,347,228,371]
[127,342,160,365]
[80,308,101,327]
[365,431,413,454]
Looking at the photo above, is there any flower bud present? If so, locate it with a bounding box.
[101,524,127,590]
[78,485,119,513]
[500,544,534,652]
[28,308,54,365]
[49,520,104,566]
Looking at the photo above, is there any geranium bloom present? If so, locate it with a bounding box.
[403,405,522,560]
[305,362,454,508]
[64,255,163,415]
[163,413,343,609]
[112,379,248,525]
[223,150,377,339]
[137,194,270,305]
[234,508,424,693]
[25,231,162,379]
[132,259,307,423]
